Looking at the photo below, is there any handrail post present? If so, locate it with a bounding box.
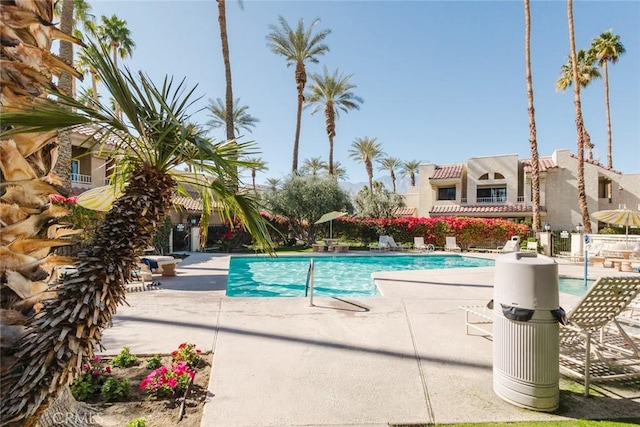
[305,259,315,306]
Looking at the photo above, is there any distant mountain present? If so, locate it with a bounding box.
[339,175,408,195]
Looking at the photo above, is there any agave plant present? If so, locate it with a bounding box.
[1,30,274,426]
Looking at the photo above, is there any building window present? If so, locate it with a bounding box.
[494,172,505,179]
[478,173,489,180]
[70,160,79,182]
[438,187,456,200]
[477,186,506,203]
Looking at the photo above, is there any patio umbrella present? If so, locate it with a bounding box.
[591,208,640,248]
[314,211,348,240]
[75,185,123,211]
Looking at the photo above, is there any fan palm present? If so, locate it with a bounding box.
[246,157,267,190]
[96,14,135,68]
[330,161,349,182]
[348,137,385,192]
[524,0,541,232]
[305,66,363,176]
[0,39,274,424]
[206,97,259,136]
[556,50,601,160]
[589,30,625,169]
[377,156,402,193]
[400,160,421,187]
[566,0,591,233]
[300,157,327,176]
[266,15,331,173]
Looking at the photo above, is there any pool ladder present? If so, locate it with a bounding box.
[305,259,315,306]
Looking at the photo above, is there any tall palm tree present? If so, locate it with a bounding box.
[305,66,363,175]
[0,40,273,424]
[348,137,385,192]
[77,44,102,105]
[97,14,135,68]
[265,177,282,191]
[216,0,244,142]
[246,157,267,190]
[567,0,591,233]
[377,156,402,193]
[206,97,259,136]
[524,0,541,233]
[556,50,601,160]
[300,157,328,176]
[589,30,625,169]
[400,160,421,187]
[266,15,331,173]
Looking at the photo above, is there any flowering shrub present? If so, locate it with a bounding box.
[70,356,112,401]
[171,342,202,368]
[139,361,195,398]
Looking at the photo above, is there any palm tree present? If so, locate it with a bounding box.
[246,157,267,190]
[265,177,282,191]
[300,157,327,176]
[206,97,259,136]
[0,40,273,424]
[348,137,385,192]
[567,0,591,233]
[266,15,331,173]
[77,44,101,105]
[524,0,541,233]
[305,66,363,175]
[97,14,135,68]
[330,161,349,181]
[556,49,601,160]
[216,0,244,143]
[400,160,421,187]
[377,156,402,193]
[589,30,625,169]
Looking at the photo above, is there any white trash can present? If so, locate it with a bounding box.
[493,252,564,412]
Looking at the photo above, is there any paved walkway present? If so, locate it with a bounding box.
[100,251,640,426]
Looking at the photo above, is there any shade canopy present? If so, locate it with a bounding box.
[76,185,123,211]
[315,211,348,224]
[591,208,640,248]
[591,209,640,228]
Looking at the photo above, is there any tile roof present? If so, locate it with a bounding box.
[173,195,203,212]
[392,207,416,217]
[71,124,125,147]
[569,154,622,174]
[522,157,557,173]
[429,164,463,180]
[429,204,544,215]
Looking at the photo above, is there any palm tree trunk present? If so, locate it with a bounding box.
[218,0,235,143]
[525,0,541,232]
[567,0,591,233]
[603,61,613,168]
[366,160,373,192]
[1,165,175,425]
[91,69,98,105]
[52,0,75,193]
[325,102,336,176]
[390,170,396,193]
[292,62,307,173]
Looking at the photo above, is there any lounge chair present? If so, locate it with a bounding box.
[559,276,640,395]
[498,236,520,253]
[369,235,390,252]
[385,235,409,251]
[445,236,461,252]
[414,237,427,251]
[570,242,604,265]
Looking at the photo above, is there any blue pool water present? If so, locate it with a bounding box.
[227,254,495,297]
[559,276,595,296]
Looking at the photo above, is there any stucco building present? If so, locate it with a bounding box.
[403,149,640,232]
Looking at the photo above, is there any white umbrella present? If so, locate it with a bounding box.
[591,208,640,248]
[76,185,123,211]
[314,211,348,240]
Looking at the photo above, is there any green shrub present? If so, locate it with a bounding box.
[70,356,112,402]
[101,377,131,402]
[146,354,163,370]
[111,347,137,368]
[127,417,147,427]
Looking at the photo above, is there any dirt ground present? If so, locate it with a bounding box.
[89,354,210,427]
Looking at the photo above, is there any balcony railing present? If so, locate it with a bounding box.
[476,196,506,204]
[71,173,91,184]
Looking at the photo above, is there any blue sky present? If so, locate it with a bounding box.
[86,1,639,186]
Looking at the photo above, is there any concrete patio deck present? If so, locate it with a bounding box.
[100,251,640,426]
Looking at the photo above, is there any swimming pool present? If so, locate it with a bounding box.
[559,276,595,296]
[227,254,495,297]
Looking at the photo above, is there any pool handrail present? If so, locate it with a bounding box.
[305,259,315,306]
